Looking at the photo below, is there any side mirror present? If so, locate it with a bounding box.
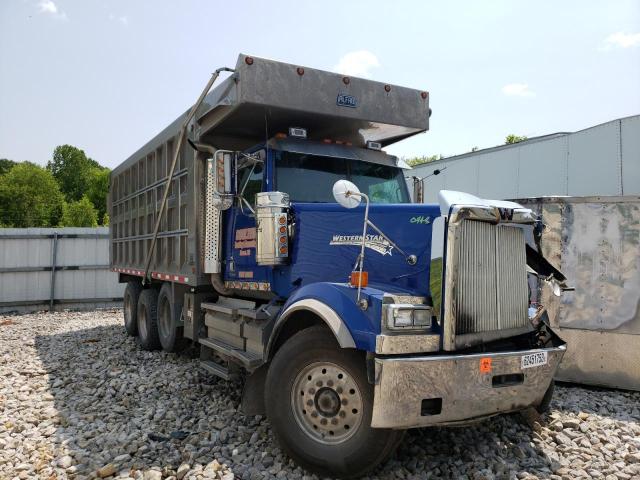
[332,179,362,209]
[208,150,235,210]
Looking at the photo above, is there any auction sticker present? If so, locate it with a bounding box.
[521,351,548,369]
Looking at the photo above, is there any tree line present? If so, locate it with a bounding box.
[0,145,110,228]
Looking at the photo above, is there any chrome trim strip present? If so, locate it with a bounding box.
[375,333,440,355]
[272,299,356,349]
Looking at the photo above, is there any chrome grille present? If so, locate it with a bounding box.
[454,220,528,335]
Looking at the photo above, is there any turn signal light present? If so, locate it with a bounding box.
[349,271,368,288]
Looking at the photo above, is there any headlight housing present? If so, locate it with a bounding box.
[385,304,433,330]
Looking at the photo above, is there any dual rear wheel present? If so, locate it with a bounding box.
[123,281,186,352]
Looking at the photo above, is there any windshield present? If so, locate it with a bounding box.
[275,151,410,203]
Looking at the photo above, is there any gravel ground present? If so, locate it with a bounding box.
[1,310,639,480]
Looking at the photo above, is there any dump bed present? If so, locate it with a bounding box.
[109,54,430,286]
[197,54,430,150]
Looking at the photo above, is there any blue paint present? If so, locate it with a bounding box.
[272,202,440,298]
[222,143,442,352]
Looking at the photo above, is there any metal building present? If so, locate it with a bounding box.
[410,114,640,202]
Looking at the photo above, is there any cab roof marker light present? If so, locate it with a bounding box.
[288,127,307,139]
[366,141,382,151]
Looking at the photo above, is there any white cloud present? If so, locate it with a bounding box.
[502,83,535,97]
[333,51,380,78]
[600,32,640,51]
[109,13,129,26]
[37,0,67,20]
[38,0,57,13]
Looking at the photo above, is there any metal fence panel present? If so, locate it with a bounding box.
[0,227,124,313]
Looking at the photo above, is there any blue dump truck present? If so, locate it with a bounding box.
[109,54,568,478]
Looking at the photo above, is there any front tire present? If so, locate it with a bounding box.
[123,281,143,336]
[157,283,187,353]
[137,288,160,351]
[265,326,404,478]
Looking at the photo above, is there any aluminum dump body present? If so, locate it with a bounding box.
[197,54,429,151]
[109,54,430,286]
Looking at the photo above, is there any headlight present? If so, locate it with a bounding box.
[386,304,432,330]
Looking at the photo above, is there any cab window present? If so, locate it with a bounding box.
[237,153,264,207]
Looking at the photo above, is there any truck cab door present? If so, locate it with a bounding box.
[223,151,270,290]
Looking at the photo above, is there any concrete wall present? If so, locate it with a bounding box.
[0,228,123,313]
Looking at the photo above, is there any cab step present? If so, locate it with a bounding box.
[200,359,231,380]
[199,337,263,369]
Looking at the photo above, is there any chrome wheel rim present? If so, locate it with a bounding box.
[291,362,363,445]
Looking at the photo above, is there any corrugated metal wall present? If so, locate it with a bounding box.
[0,228,123,313]
[411,115,640,203]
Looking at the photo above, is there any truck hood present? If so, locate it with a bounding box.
[275,202,441,297]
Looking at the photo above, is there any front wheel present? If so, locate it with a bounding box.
[265,326,404,478]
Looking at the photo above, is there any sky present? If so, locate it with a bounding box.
[1,0,639,169]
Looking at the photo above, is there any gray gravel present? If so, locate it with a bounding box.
[1,310,639,480]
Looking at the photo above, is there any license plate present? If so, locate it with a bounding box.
[521,351,547,369]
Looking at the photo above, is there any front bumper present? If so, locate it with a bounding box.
[371,342,566,429]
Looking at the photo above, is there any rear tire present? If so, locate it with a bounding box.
[265,326,404,479]
[157,283,187,353]
[137,288,160,351]
[123,281,143,336]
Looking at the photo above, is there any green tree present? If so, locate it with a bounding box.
[505,134,528,145]
[47,145,96,201]
[86,167,111,223]
[0,158,17,175]
[405,154,442,167]
[61,195,98,227]
[0,162,65,227]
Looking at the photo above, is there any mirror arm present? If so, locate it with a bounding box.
[239,196,255,216]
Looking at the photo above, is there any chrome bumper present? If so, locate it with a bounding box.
[371,343,566,429]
